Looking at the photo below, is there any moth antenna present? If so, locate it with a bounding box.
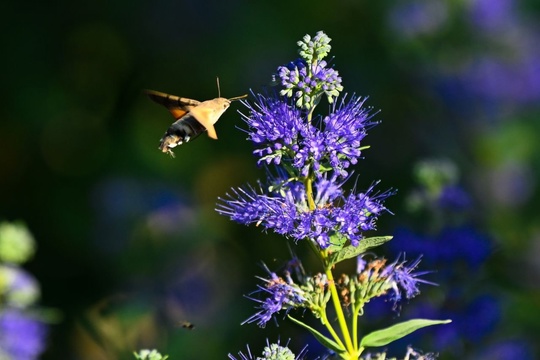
[216,77,221,98]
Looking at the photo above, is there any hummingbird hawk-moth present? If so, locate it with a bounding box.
[145,86,247,157]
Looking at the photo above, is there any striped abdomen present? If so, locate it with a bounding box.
[159,114,206,156]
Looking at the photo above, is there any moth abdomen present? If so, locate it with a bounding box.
[159,115,207,156]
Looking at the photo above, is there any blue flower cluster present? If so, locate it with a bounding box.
[278,31,343,109]
[220,31,441,359]
[242,271,307,327]
[218,32,392,250]
[381,256,434,305]
[241,94,376,178]
[217,174,391,248]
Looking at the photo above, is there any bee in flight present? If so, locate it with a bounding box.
[145,86,247,157]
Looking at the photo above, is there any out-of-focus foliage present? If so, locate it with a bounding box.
[1,0,538,359]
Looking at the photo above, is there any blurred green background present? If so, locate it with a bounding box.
[2,0,539,359]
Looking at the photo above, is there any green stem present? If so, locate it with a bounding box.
[303,162,358,358]
[319,309,347,351]
[325,267,356,356]
[352,301,363,353]
[307,107,314,124]
[305,176,316,211]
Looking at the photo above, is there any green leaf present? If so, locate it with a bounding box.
[287,315,346,355]
[360,319,452,348]
[326,233,348,253]
[328,236,393,266]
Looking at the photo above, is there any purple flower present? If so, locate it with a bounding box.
[0,309,48,360]
[217,175,392,248]
[278,31,343,109]
[437,185,472,210]
[342,256,435,311]
[278,59,343,108]
[383,256,436,307]
[242,271,307,328]
[322,95,377,176]
[240,94,376,178]
[240,93,312,168]
[388,0,448,39]
[468,0,517,32]
[392,226,491,271]
[476,340,534,360]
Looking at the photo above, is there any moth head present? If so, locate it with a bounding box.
[210,94,247,112]
[214,98,232,111]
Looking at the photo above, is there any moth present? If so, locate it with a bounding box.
[145,83,247,157]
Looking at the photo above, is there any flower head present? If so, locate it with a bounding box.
[240,92,376,179]
[242,270,308,328]
[384,255,436,308]
[217,175,392,249]
[277,31,343,109]
[338,255,435,310]
[229,339,308,360]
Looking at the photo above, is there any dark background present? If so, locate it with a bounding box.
[2,0,539,359]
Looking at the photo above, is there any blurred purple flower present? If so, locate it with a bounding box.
[0,309,47,360]
[388,0,448,38]
[393,226,491,270]
[468,0,517,31]
[463,54,540,105]
[476,340,534,360]
[437,185,472,210]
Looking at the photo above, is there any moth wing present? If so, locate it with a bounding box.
[145,90,201,120]
[189,106,218,139]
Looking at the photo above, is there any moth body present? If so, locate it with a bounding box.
[145,89,246,157]
[158,114,207,155]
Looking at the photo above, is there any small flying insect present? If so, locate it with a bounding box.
[145,80,247,157]
[178,320,195,330]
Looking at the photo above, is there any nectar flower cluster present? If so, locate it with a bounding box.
[278,31,343,109]
[338,256,435,311]
[244,266,335,328]
[229,339,308,360]
[218,30,393,251]
[217,174,392,248]
[240,94,377,178]
[245,255,434,328]
[219,31,447,359]
[242,270,309,328]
